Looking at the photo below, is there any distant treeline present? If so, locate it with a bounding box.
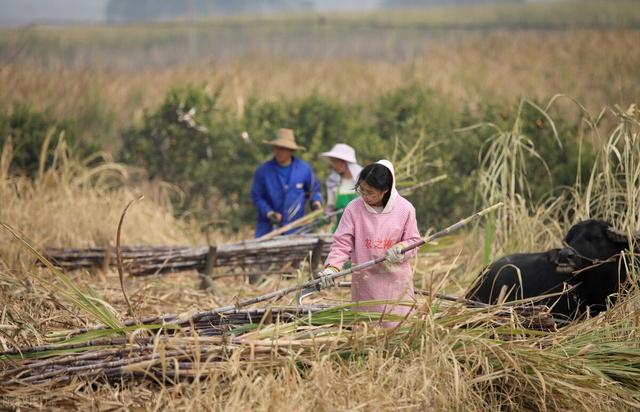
[107,0,313,23]
[384,0,520,6]
[105,0,522,23]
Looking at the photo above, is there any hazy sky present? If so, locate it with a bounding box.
[0,0,108,26]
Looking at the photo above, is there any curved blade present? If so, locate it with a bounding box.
[297,285,319,306]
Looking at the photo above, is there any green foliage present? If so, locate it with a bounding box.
[519,103,594,201]
[463,98,595,204]
[242,92,389,188]
[374,86,472,227]
[120,85,261,229]
[115,85,597,232]
[0,104,98,177]
[5,83,595,234]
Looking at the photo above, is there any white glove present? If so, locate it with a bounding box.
[385,244,406,264]
[315,266,339,289]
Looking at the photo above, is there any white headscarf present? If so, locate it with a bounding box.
[362,159,399,214]
[325,159,363,208]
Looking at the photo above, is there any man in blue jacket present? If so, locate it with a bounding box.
[251,128,323,238]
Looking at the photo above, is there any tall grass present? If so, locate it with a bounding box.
[464,98,566,256]
[0,136,200,268]
[2,108,640,411]
[584,104,640,231]
[469,99,640,258]
[0,138,215,349]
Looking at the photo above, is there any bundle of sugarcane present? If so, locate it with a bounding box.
[0,304,366,386]
[0,305,327,385]
[191,234,333,269]
[42,234,334,276]
[0,334,308,385]
[0,300,583,389]
[43,305,333,341]
[42,245,194,270]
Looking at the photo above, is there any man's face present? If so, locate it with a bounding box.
[273,146,294,165]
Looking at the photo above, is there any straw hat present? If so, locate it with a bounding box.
[263,128,304,151]
[319,143,357,164]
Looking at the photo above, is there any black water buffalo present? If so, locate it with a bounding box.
[467,220,638,320]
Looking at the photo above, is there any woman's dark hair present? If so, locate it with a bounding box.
[356,163,393,206]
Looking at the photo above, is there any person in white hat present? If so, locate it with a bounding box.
[251,128,323,237]
[319,143,363,231]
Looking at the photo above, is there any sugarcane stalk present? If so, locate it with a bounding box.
[1,345,150,377]
[18,340,259,383]
[189,203,504,319]
[397,174,447,196]
[256,209,324,241]
[43,306,325,341]
[116,196,143,320]
[292,175,448,235]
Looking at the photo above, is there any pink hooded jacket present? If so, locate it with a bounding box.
[324,160,422,324]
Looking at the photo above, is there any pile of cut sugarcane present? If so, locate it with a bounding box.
[0,306,330,385]
[0,300,558,387]
[43,234,333,276]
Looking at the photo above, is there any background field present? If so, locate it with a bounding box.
[2,1,640,410]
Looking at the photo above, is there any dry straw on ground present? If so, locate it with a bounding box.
[1,103,640,410]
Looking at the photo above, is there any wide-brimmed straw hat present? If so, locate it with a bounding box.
[319,143,357,164]
[263,128,304,151]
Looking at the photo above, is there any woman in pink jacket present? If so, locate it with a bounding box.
[318,160,422,325]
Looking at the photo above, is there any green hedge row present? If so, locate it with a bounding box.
[2,85,594,232]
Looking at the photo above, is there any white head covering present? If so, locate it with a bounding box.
[362,159,399,215]
[322,144,363,208]
[320,144,363,185]
[319,143,357,164]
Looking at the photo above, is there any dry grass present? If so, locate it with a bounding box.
[2,6,640,406]
[0,136,208,271]
[1,105,640,411]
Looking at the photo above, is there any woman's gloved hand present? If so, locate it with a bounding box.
[314,266,339,289]
[385,243,407,264]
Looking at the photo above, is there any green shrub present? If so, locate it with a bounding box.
[0,104,98,177]
[118,84,595,234]
[242,92,389,188]
[119,87,395,231]
[120,84,262,229]
[373,86,468,228]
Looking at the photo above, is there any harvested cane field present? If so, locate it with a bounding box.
[2,1,640,410]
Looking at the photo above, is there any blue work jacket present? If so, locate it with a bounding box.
[251,157,323,237]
